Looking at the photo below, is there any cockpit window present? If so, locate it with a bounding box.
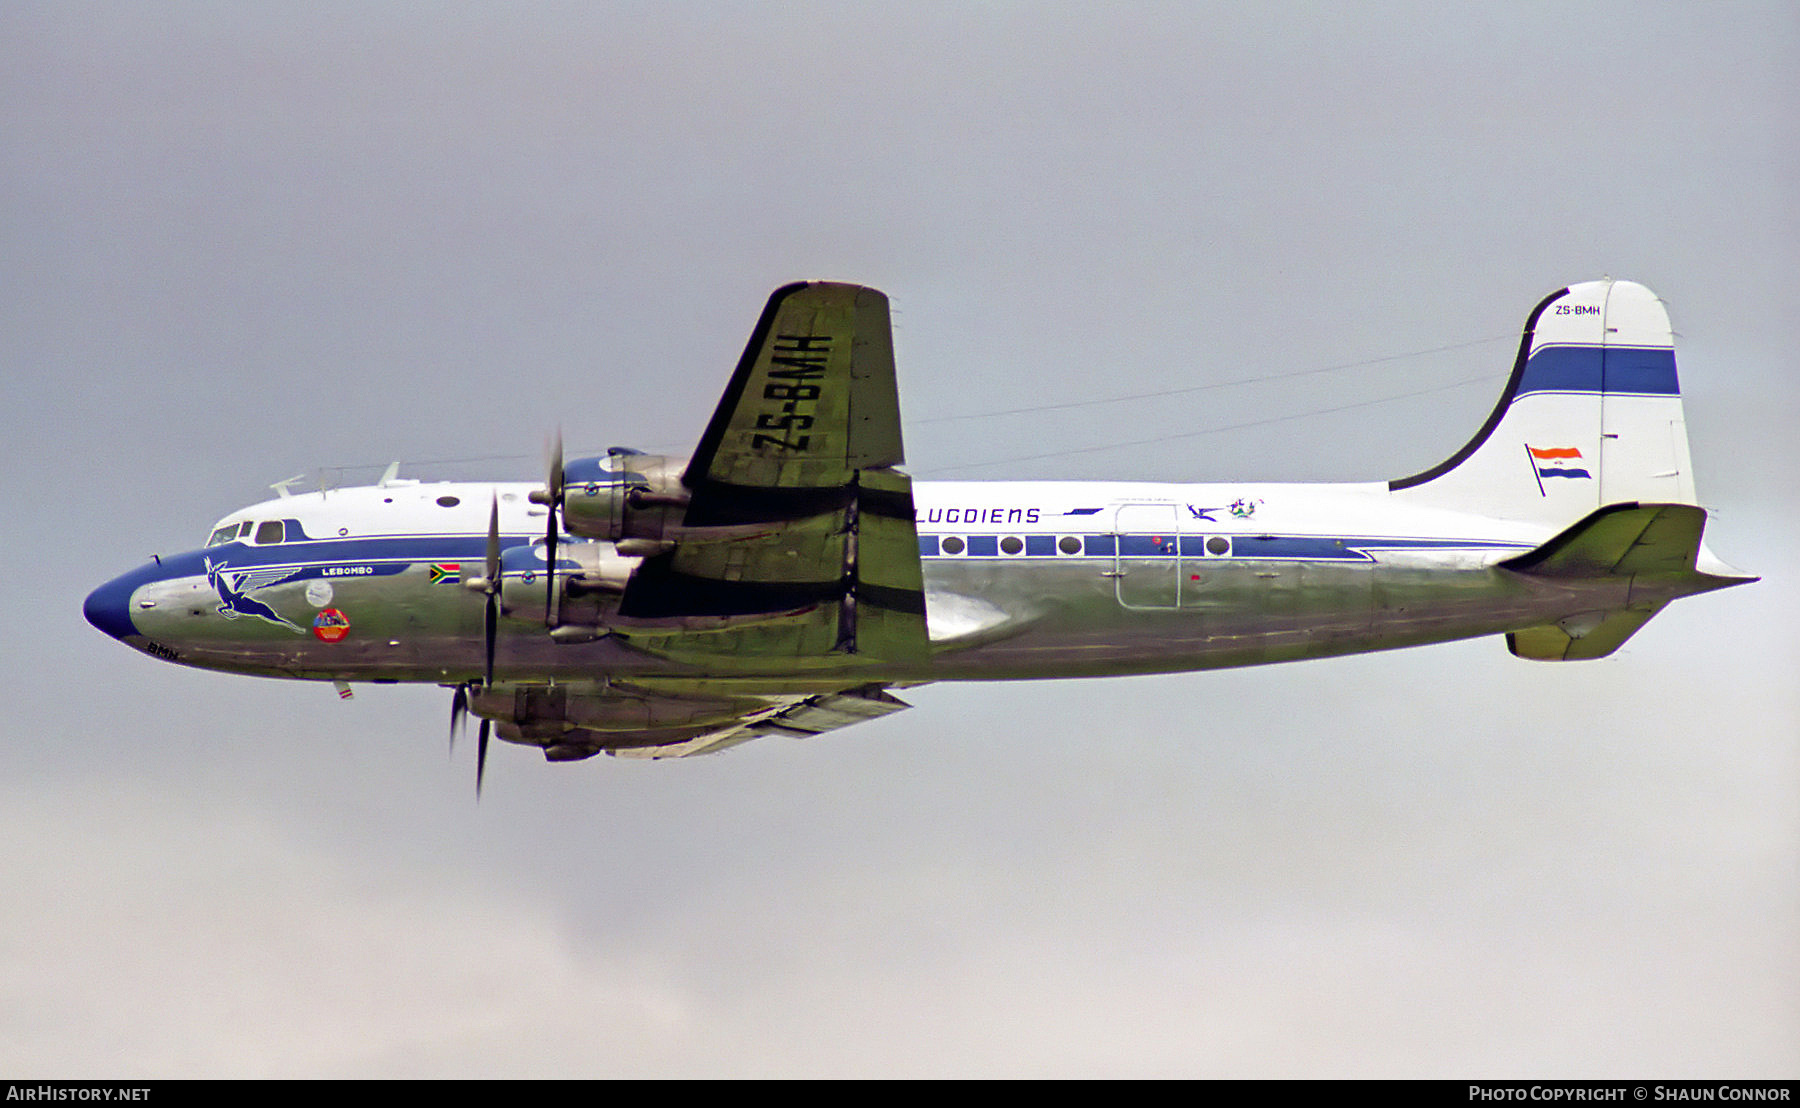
[206,525,239,547]
[254,520,285,545]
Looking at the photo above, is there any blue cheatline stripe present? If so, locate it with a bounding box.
[918,533,1530,559]
[207,534,536,567]
[215,528,1532,569]
[1118,535,1179,556]
[1516,344,1679,398]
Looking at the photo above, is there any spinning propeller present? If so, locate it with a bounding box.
[448,495,504,796]
[449,441,576,796]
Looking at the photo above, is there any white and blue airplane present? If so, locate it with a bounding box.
[85,279,1752,782]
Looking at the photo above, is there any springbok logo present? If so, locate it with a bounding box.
[204,558,304,633]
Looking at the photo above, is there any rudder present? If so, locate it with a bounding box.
[1391,280,1695,528]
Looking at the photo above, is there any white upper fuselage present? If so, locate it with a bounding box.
[204,477,1556,560]
[202,476,1556,580]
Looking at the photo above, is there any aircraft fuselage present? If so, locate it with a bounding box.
[87,476,1649,688]
[83,279,1752,763]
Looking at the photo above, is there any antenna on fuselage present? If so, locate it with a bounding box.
[377,461,402,487]
[269,474,306,499]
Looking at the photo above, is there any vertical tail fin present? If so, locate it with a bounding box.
[1390,280,1695,527]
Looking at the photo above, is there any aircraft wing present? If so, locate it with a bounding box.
[606,683,914,759]
[617,283,928,664]
[684,281,903,497]
[474,679,914,760]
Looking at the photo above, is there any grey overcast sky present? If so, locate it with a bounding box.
[4,2,1795,1077]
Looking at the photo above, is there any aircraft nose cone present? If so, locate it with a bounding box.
[83,573,141,641]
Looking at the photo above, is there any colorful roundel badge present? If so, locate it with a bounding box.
[312,608,351,643]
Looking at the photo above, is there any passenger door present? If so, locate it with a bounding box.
[1112,503,1180,609]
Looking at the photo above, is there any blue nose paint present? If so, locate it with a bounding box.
[83,573,141,641]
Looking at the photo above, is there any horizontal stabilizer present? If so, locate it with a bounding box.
[1507,605,1667,661]
[1500,502,1706,578]
[1501,502,1754,660]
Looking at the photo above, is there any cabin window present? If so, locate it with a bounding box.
[940,536,966,555]
[999,536,1024,555]
[1058,536,1082,555]
[254,520,285,545]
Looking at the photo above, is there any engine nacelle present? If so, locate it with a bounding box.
[497,538,639,627]
[555,449,690,542]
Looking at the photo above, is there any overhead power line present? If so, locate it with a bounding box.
[917,370,1506,476]
[912,334,1511,426]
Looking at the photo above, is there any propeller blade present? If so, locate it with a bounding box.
[449,684,468,756]
[485,495,502,587]
[484,592,497,691]
[547,429,565,505]
[543,528,559,628]
[545,431,563,628]
[484,495,500,689]
[476,717,491,797]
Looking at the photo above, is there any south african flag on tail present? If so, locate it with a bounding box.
[1528,445,1592,480]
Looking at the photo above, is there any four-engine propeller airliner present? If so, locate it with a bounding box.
[85,279,1753,783]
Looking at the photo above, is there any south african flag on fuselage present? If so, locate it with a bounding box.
[428,563,461,585]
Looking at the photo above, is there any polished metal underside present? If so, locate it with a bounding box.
[115,549,1644,689]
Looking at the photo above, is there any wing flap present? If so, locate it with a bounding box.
[849,467,929,661]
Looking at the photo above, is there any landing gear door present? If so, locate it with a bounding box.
[1113,503,1180,609]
